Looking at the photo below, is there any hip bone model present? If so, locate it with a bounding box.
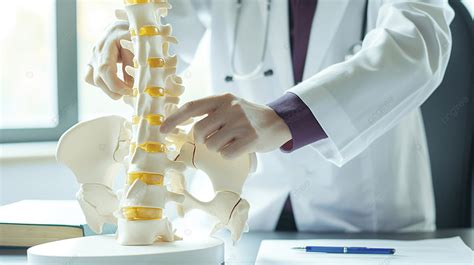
[56,0,256,246]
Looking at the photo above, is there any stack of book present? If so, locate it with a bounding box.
[0,200,116,247]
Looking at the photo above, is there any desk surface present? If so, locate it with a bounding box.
[1,228,473,265]
[222,228,474,264]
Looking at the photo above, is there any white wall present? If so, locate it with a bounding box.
[0,156,78,205]
[0,141,132,206]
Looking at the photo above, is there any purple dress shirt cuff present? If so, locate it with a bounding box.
[268,92,327,152]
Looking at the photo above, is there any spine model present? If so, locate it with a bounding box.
[117,0,185,245]
[56,0,256,248]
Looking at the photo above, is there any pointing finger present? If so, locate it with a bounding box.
[160,97,222,133]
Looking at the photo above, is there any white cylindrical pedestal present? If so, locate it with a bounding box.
[27,235,224,265]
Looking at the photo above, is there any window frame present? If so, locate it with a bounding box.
[0,0,78,143]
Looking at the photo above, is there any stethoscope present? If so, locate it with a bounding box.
[225,0,369,82]
[225,0,273,82]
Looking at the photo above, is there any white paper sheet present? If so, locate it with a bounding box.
[256,237,473,265]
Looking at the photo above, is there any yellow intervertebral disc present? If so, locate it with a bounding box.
[124,0,149,5]
[128,172,164,185]
[139,26,160,36]
[148,57,166,68]
[131,114,164,126]
[124,0,168,5]
[123,207,162,221]
[145,114,164,125]
[140,142,166,152]
[131,142,167,153]
[144,86,165,97]
[130,26,160,37]
[132,87,165,97]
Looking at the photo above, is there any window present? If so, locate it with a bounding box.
[1,0,211,143]
[0,0,78,143]
[76,0,131,121]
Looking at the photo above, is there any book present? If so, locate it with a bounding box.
[0,200,116,247]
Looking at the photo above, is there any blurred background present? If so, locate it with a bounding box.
[0,1,473,231]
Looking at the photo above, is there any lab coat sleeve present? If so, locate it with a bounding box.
[288,0,454,167]
[164,0,210,72]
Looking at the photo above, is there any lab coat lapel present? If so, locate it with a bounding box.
[303,0,350,78]
[265,0,294,89]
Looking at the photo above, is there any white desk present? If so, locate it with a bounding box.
[1,229,473,265]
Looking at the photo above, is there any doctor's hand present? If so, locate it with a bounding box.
[160,93,292,159]
[84,21,133,99]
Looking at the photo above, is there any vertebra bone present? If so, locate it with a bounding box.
[57,0,257,246]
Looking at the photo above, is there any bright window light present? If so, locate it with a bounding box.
[0,1,58,129]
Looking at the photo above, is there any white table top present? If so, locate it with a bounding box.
[1,229,473,265]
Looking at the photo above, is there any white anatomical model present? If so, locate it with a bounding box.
[57,0,256,246]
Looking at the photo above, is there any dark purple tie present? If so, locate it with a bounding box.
[289,0,318,84]
[275,0,317,231]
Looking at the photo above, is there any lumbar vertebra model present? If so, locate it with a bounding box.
[56,0,256,247]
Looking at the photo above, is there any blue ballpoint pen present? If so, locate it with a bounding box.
[292,246,396,255]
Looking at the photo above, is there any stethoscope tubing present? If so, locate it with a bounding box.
[226,0,368,82]
[226,0,272,82]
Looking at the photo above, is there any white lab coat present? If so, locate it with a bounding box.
[165,0,454,232]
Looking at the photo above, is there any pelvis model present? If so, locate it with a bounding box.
[57,0,256,246]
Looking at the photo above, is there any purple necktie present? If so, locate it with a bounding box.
[275,0,318,231]
[290,0,318,84]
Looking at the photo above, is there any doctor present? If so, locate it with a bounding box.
[86,0,454,232]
